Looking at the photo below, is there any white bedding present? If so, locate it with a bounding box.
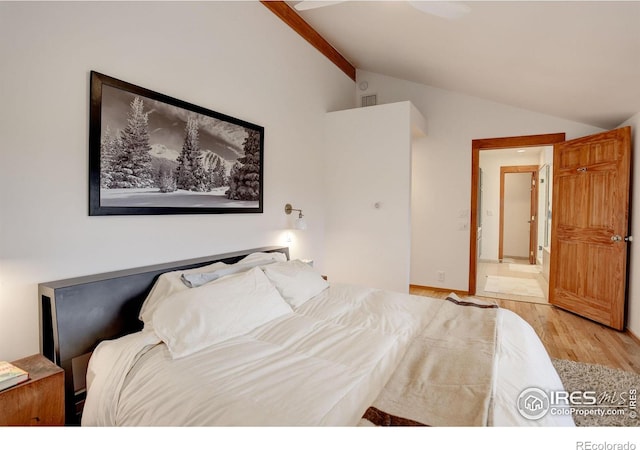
[82,283,574,426]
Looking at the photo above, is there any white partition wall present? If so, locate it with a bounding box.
[323,102,426,292]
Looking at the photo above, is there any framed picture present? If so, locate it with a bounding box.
[89,71,264,215]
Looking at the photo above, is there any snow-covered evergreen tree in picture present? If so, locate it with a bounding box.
[175,117,208,192]
[109,97,154,188]
[157,159,177,193]
[101,127,125,188]
[208,157,227,189]
[216,158,228,187]
[226,129,261,201]
[226,162,240,198]
[100,126,115,188]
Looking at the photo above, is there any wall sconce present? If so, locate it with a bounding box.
[285,203,307,230]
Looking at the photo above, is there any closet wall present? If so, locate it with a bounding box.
[323,101,426,292]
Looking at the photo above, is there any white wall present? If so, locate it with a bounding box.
[479,151,541,261]
[0,1,354,362]
[355,70,605,290]
[618,113,640,337]
[324,102,421,292]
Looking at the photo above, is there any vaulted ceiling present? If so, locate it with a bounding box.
[285,1,640,129]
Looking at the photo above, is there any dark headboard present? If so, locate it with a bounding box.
[38,246,289,425]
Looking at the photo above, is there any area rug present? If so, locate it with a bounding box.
[483,275,544,298]
[552,359,640,426]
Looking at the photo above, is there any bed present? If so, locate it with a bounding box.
[38,246,573,426]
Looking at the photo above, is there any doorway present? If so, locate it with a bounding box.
[470,128,631,328]
[469,133,566,300]
[474,150,549,303]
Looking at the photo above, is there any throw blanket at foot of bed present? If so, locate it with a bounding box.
[360,294,499,427]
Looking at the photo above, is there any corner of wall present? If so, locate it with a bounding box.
[617,113,640,336]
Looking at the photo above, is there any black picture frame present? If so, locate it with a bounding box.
[89,71,264,216]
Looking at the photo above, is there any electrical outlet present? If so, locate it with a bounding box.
[437,271,445,282]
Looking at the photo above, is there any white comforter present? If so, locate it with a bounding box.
[82,284,573,426]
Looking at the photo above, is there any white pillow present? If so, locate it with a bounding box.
[139,261,229,329]
[152,267,293,359]
[140,251,287,327]
[262,259,329,309]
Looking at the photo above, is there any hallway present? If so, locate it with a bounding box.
[476,258,548,304]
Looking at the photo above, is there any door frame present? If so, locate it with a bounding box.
[469,133,566,295]
[499,165,539,264]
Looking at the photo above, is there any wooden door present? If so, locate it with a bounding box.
[499,166,538,264]
[549,127,631,330]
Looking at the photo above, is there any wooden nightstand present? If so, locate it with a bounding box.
[0,354,64,426]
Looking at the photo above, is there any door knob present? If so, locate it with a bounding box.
[611,235,622,242]
[625,236,633,242]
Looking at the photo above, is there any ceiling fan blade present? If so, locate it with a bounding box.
[408,1,471,19]
[294,1,347,11]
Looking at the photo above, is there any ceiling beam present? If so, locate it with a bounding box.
[260,1,356,81]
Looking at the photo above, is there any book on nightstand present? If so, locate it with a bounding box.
[0,361,29,391]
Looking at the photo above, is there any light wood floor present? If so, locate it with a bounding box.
[410,286,640,374]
